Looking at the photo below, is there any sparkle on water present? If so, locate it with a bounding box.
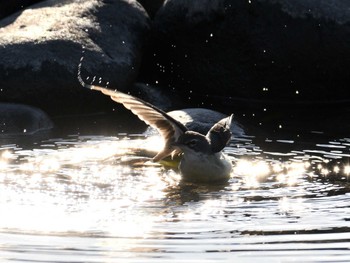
[0,132,350,262]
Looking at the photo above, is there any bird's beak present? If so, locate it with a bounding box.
[171,141,186,152]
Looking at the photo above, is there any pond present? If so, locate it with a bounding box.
[0,115,349,263]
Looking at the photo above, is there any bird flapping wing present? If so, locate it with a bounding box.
[206,114,233,153]
[85,84,188,161]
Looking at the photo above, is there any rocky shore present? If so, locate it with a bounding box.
[1,0,349,134]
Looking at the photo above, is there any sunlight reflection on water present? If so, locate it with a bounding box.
[0,134,350,262]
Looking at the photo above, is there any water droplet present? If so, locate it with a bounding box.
[333,166,340,173]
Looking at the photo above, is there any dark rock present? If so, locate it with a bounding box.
[0,0,150,116]
[0,103,53,135]
[137,0,164,18]
[138,0,350,112]
[130,82,183,111]
[269,0,350,24]
[0,0,43,20]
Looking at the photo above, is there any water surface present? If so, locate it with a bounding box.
[0,129,349,262]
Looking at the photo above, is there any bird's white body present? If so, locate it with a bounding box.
[179,151,232,183]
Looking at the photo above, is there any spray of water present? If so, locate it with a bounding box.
[77,48,109,90]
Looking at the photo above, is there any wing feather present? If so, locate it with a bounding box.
[86,84,188,161]
[206,114,233,153]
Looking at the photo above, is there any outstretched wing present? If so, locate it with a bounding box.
[84,83,188,161]
[206,114,233,153]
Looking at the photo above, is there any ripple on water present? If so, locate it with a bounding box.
[0,135,350,262]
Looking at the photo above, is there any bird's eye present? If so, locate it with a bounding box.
[186,139,197,148]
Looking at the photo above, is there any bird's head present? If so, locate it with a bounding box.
[172,131,212,154]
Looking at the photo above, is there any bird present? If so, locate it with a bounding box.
[78,78,233,183]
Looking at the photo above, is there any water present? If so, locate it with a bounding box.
[0,127,350,262]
